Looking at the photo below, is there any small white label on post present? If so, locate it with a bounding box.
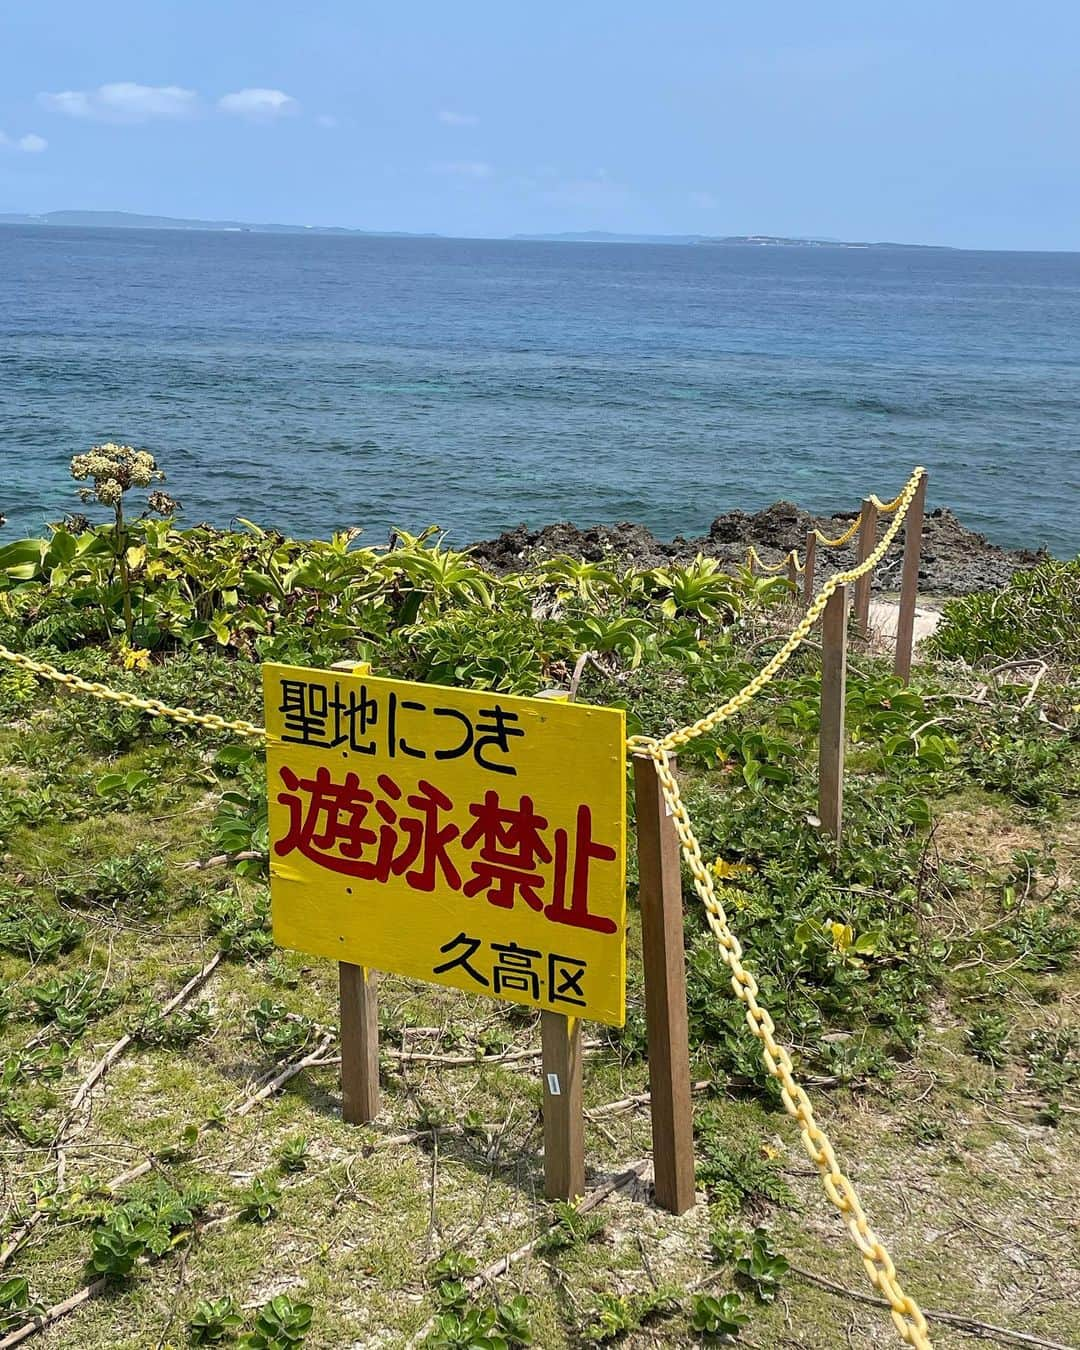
[664,798,674,816]
[547,1073,561,1095]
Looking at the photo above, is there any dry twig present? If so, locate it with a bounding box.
[789,1264,1073,1350]
[234,1033,334,1117]
[68,952,223,1119]
[0,953,223,1271]
[183,850,265,871]
[406,1158,653,1349]
[310,1039,603,1070]
[0,1278,108,1349]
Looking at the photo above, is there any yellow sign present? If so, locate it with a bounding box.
[263,665,627,1025]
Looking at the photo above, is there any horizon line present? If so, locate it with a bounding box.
[3,208,1080,254]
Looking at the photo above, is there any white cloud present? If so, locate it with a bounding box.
[316,114,338,129]
[218,88,298,121]
[438,109,479,127]
[0,131,48,153]
[433,159,493,179]
[39,82,198,123]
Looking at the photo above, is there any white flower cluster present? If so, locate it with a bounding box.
[130,452,158,486]
[69,442,164,509]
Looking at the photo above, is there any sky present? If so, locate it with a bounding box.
[1,2,1078,250]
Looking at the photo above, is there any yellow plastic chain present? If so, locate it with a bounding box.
[868,488,906,515]
[0,644,265,740]
[628,466,931,1348]
[745,546,803,576]
[813,514,863,548]
[639,744,932,1349]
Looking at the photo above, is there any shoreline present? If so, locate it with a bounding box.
[471,502,1051,596]
[2,501,1053,599]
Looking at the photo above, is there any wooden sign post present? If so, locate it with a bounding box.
[802,530,817,608]
[542,1011,585,1200]
[531,688,587,1201]
[852,500,879,640]
[818,585,848,842]
[339,963,380,1123]
[263,663,627,1193]
[893,472,927,684]
[329,662,381,1124]
[633,754,696,1215]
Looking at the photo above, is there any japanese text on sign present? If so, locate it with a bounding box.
[264,666,627,1025]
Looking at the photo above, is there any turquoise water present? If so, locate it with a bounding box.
[2,226,1078,554]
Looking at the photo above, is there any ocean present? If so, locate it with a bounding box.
[2,226,1078,555]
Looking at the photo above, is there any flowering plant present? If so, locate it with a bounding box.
[69,443,177,643]
[70,443,165,508]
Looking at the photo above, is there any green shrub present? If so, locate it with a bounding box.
[928,557,1080,666]
[534,1201,605,1255]
[26,974,117,1036]
[241,1295,312,1348]
[54,845,166,911]
[696,1127,795,1213]
[89,1212,151,1279]
[238,1175,281,1224]
[690,1291,749,1338]
[966,1009,1011,1066]
[732,1228,789,1302]
[208,891,273,960]
[0,1276,44,1334]
[188,1295,244,1344]
[0,906,83,961]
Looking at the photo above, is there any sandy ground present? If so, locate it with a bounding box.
[869,598,942,645]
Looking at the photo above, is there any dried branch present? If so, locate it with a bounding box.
[789,1264,1074,1350]
[68,953,222,1118]
[476,1157,651,1284]
[235,1033,334,1117]
[0,1277,108,1349]
[310,1038,603,1070]
[586,1080,713,1118]
[182,850,265,871]
[0,953,223,1271]
[406,1158,652,1349]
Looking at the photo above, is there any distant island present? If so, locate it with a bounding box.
[513,230,949,249]
[698,234,947,250]
[0,210,948,249]
[511,231,707,245]
[0,209,438,238]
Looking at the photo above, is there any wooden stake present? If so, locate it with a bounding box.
[330,661,381,1126]
[852,499,879,639]
[893,473,927,684]
[534,682,586,1202]
[786,553,799,594]
[818,585,848,842]
[802,530,817,608]
[633,753,696,1215]
[339,963,380,1123]
[542,1011,585,1201]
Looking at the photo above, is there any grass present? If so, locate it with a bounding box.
[0,538,1077,1347]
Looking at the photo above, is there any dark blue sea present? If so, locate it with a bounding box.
[2,226,1078,555]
